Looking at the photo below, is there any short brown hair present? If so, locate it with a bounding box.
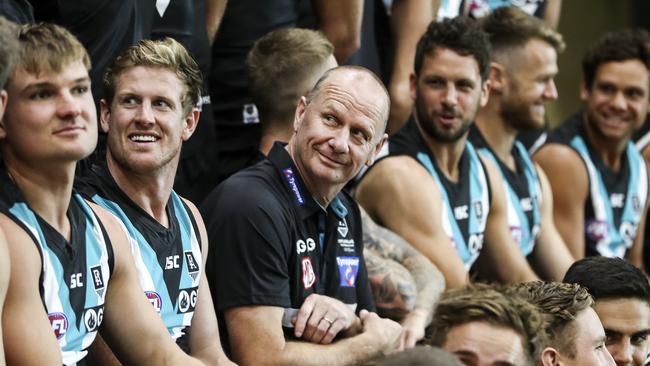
[0,16,19,88]
[12,22,91,82]
[507,281,593,358]
[247,28,334,130]
[428,284,546,366]
[103,38,202,115]
[481,6,565,61]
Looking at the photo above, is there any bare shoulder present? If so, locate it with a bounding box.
[533,143,586,176]
[533,143,588,195]
[358,156,436,199]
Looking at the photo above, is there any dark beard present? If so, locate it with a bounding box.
[500,97,544,132]
[415,96,472,143]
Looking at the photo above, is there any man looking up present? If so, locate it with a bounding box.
[564,256,650,366]
[0,22,209,366]
[356,16,539,288]
[534,29,650,267]
[508,281,615,365]
[246,27,443,349]
[76,38,233,365]
[470,7,573,280]
[201,66,403,365]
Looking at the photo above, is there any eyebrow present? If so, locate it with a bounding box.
[23,77,91,91]
[605,328,650,338]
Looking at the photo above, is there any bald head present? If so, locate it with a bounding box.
[306,66,390,138]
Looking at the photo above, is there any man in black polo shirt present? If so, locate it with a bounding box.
[201,66,403,365]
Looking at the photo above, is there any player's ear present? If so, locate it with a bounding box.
[366,133,387,167]
[181,107,200,141]
[293,96,308,133]
[99,99,111,134]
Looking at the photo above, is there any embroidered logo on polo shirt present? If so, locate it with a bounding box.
[301,257,316,289]
[337,218,348,237]
[336,256,359,287]
[283,168,305,206]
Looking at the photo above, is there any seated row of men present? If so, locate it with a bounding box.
[0,4,648,366]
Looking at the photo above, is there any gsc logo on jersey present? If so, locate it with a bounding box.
[177,286,199,314]
[146,291,163,313]
[48,312,68,340]
[336,256,359,287]
[184,251,200,282]
[84,305,104,332]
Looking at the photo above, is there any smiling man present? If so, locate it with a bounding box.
[469,7,574,281]
[534,29,650,267]
[0,23,209,366]
[201,66,403,366]
[356,16,539,288]
[75,38,233,365]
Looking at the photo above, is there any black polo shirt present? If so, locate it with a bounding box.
[202,142,375,332]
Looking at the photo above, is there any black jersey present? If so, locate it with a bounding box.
[469,125,541,257]
[201,142,374,342]
[0,170,114,365]
[75,163,202,352]
[377,118,491,270]
[545,113,648,257]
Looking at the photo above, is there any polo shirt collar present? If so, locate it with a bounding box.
[268,142,348,220]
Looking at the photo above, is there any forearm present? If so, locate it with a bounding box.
[399,255,443,323]
[238,334,385,366]
[192,344,234,366]
[312,0,362,63]
[205,0,228,45]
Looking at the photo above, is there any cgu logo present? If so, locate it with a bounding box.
[296,238,316,255]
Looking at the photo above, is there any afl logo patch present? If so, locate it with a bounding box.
[48,312,68,340]
[146,291,163,313]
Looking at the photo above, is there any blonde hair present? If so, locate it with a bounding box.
[14,22,90,81]
[428,284,546,366]
[0,16,19,88]
[103,38,202,115]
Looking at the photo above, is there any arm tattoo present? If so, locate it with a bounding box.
[361,208,444,323]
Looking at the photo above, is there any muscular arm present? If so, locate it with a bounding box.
[205,0,228,45]
[543,0,562,29]
[534,144,589,259]
[356,157,468,288]
[360,207,444,348]
[529,165,575,280]
[226,305,401,366]
[0,228,9,366]
[90,204,205,366]
[477,157,539,284]
[311,0,362,64]
[386,0,433,134]
[184,199,235,366]
[0,214,62,365]
[626,163,650,270]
